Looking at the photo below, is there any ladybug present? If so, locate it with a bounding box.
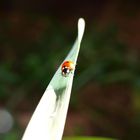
[61,61,75,77]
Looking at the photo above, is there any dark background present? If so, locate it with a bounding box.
[0,0,140,139]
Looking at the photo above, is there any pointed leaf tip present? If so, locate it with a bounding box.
[78,18,85,43]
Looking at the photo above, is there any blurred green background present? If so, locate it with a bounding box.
[0,0,140,140]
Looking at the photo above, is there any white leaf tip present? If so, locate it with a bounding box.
[78,18,85,43]
[78,18,85,31]
[78,18,85,26]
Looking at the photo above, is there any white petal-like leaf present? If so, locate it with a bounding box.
[22,18,85,140]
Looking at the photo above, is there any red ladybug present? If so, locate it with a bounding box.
[61,61,75,77]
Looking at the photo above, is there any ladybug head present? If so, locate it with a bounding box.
[62,66,70,77]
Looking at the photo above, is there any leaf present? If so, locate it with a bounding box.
[22,18,85,140]
[63,137,117,140]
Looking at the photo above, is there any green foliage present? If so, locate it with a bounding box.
[0,14,140,139]
[63,137,116,140]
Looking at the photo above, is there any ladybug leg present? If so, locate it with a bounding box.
[70,69,74,75]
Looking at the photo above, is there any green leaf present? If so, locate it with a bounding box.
[22,18,85,140]
[63,137,117,140]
